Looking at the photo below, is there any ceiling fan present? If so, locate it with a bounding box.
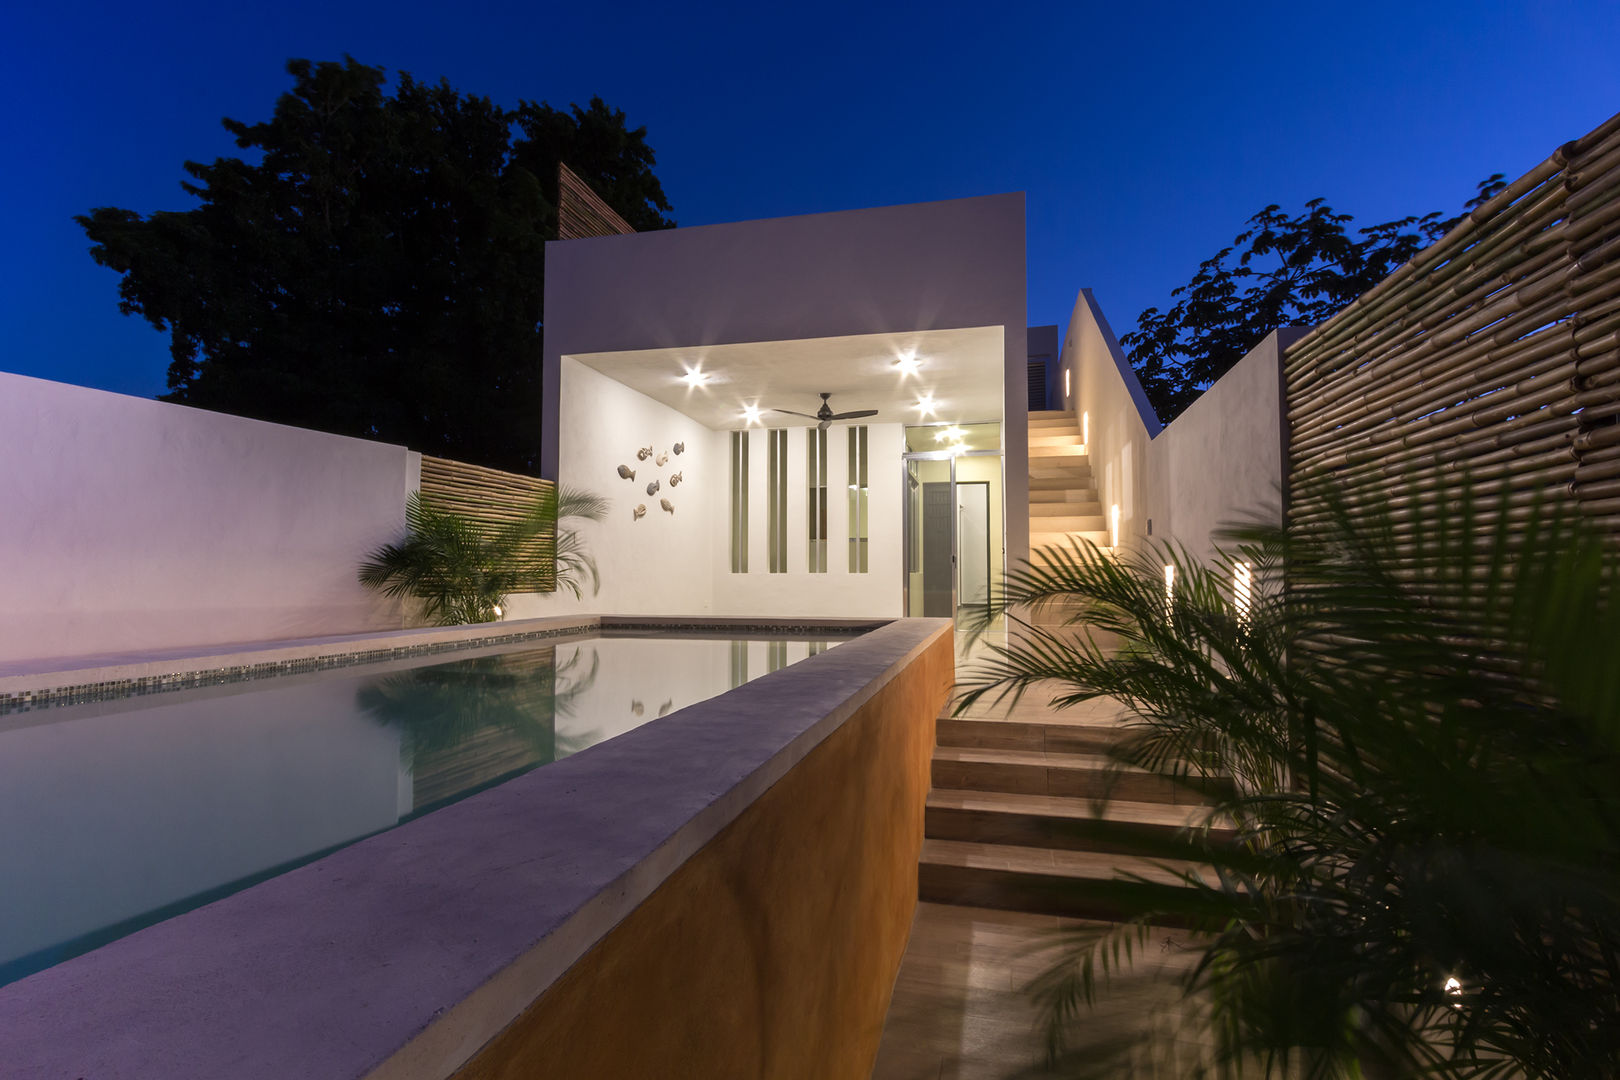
[772,392,879,431]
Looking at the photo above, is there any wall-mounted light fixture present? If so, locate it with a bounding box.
[1082,411,1089,448]
[741,403,762,426]
[1234,560,1253,628]
[1163,564,1175,615]
[1065,367,1072,400]
[1110,504,1120,549]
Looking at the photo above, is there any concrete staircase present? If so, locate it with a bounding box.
[915,412,1224,921]
[1026,410,1108,557]
[918,696,1229,920]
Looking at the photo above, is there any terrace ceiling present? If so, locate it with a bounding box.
[566,325,1005,432]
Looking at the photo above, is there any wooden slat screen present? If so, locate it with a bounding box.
[1284,109,1620,545]
[557,163,636,240]
[419,455,557,592]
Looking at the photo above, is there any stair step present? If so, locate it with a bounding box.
[1028,410,1074,421]
[1030,531,1111,552]
[1027,516,1107,533]
[918,839,1210,921]
[1029,487,1098,502]
[931,746,1213,804]
[1027,434,1084,448]
[936,711,1123,755]
[925,790,1233,853]
[1031,500,1103,516]
[1028,444,1089,459]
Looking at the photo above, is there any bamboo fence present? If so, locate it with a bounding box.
[419,455,557,592]
[1284,109,1620,547]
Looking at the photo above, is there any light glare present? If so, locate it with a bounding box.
[915,394,936,417]
[682,367,709,387]
[742,403,762,426]
[895,351,921,376]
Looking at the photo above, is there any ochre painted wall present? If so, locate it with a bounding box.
[451,629,953,1080]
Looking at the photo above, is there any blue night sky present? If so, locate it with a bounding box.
[2,1,1616,400]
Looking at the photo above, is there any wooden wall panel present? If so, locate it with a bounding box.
[419,455,557,592]
[557,163,636,241]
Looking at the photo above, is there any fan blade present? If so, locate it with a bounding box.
[818,419,831,431]
[771,409,821,420]
[829,409,879,420]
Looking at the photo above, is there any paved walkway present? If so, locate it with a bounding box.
[869,903,1206,1079]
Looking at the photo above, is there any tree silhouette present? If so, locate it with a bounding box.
[1124,176,1505,422]
[78,57,673,473]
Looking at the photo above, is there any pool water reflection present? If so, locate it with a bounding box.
[0,634,844,986]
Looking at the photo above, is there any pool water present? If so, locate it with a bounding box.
[0,633,844,987]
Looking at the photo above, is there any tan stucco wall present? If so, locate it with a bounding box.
[451,627,953,1080]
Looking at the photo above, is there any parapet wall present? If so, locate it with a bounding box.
[0,372,419,666]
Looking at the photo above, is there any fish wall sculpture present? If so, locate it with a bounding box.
[646,480,660,496]
[668,471,683,487]
[655,451,669,467]
[660,498,674,514]
[673,442,685,455]
[617,464,636,481]
[637,446,654,461]
[632,503,646,520]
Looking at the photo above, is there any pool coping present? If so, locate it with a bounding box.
[0,616,950,1080]
[0,614,889,714]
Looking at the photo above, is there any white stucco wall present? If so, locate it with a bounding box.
[1062,293,1301,563]
[0,372,416,667]
[542,193,1030,571]
[505,359,715,619]
[1157,329,1304,562]
[712,423,904,618]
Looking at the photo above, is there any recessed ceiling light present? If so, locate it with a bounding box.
[895,352,921,376]
[915,394,936,417]
[682,367,709,386]
[741,403,762,426]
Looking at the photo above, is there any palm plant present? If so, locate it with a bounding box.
[957,482,1620,1078]
[359,485,609,625]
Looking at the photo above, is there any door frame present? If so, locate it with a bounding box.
[900,449,1003,617]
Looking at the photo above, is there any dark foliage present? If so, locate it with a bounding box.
[957,482,1620,1077]
[78,57,673,473]
[1124,177,1505,423]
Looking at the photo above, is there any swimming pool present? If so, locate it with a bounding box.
[0,631,849,986]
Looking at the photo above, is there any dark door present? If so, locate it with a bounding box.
[922,482,954,617]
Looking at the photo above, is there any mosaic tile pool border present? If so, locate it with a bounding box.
[0,620,878,716]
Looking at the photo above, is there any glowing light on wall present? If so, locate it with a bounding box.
[1109,504,1120,549]
[1065,367,1071,399]
[741,403,762,426]
[1082,411,1089,447]
[1234,560,1253,627]
[1163,564,1175,621]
